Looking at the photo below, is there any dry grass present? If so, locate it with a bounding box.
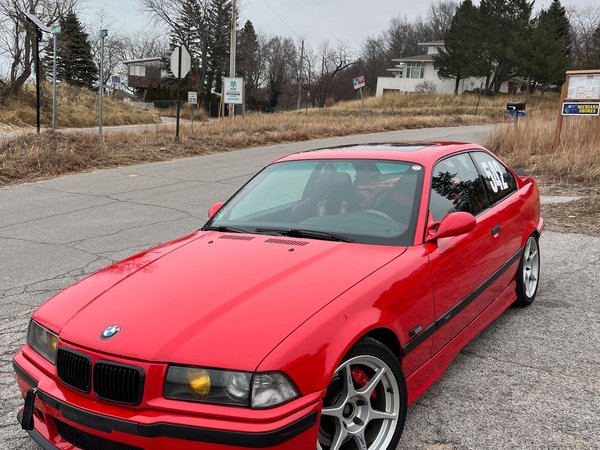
[485,111,600,183]
[0,83,156,128]
[0,92,566,186]
[314,93,557,120]
[159,102,208,122]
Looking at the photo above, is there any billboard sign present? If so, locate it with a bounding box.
[223,77,244,104]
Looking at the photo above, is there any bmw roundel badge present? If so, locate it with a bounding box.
[100,325,120,340]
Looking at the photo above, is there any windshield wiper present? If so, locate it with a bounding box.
[255,228,355,243]
[202,225,249,234]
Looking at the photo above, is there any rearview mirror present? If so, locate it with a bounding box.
[427,212,476,242]
[208,202,224,219]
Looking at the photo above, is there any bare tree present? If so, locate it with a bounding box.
[265,35,296,108]
[568,5,600,68]
[313,40,354,107]
[0,0,79,96]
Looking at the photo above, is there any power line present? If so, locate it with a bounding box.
[262,0,302,39]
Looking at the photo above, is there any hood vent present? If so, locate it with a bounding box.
[218,235,255,241]
[265,238,309,246]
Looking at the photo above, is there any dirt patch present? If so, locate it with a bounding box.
[542,195,600,236]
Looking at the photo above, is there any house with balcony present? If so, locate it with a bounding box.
[376,42,526,96]
[123,57,171,100]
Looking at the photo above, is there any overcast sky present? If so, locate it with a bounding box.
[83,0,598,52]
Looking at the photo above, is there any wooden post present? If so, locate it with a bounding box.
[554,82,567,147]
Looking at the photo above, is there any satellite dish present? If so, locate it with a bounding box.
[24,12,51,33]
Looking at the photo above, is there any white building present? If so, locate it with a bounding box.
[376,42,526,96]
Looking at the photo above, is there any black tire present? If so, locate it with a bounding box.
[318,337,407,450]
[514,233,540,307]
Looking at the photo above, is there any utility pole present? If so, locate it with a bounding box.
[51,25,61,130]
[99,29,108,139]
[229,0,237,117]
[297,39,304,111]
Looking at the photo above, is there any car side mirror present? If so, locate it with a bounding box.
[208,202,224,219]
[427,212,476,242]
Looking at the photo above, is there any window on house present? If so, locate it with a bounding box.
[405,62,425,79]
[129,65,146,77]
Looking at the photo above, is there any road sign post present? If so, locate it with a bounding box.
[25,13,50,134]
[99,29,108,139]
[51,25,60,130]
[170,46,192,141]
[188,91,198,124]
[353,75,367,119]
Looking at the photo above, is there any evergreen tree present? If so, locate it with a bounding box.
[43,11,98,89]
[521,1,571,90]
[478,0,533,93]
[237,20,261,101]
[205,0,233,95]
[434,0,482,94]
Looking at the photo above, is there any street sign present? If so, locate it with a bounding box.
[51,25,61,34]
[353,75,366,90]
[562,102,600,116]
[188,91,198,105]
[223,77,244,104]
[170,46,191,79]
[111,76,121,84]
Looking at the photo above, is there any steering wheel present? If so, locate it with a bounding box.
[363,209,395,221]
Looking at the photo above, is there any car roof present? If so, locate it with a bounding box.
[274,142,487,167]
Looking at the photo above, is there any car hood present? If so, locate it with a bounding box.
[54,231,406,371]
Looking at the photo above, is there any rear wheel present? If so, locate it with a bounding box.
[514,234,540,307]
[317,338,407,450]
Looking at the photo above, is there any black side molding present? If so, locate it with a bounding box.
[402,248,522,356]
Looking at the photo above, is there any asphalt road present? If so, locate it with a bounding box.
[1,125,598,450]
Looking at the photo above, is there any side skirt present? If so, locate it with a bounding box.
[405,281,518,405]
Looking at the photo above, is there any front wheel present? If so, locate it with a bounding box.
[317,337,407,450]
[514,234,540,307]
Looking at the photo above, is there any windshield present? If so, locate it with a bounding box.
[205,159,424,246]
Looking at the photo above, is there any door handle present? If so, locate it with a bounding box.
[491,224,501,237]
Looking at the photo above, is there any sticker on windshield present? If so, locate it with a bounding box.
[411,165,422,171]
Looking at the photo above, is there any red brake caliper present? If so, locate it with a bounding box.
[351,367,378,399]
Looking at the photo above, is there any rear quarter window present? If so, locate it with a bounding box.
[471,152,517,204]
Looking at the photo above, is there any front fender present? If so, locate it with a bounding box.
[256,246,434,396]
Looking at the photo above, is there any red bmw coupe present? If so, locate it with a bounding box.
[14,142,543,450]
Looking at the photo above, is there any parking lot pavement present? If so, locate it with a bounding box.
[1,125,598,449]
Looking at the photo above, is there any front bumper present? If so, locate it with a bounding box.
[13,351,321,450]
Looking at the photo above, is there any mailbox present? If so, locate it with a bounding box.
[507,102,526,112]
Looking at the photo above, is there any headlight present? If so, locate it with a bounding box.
[27,320,59,364]
[165,366,252,406]
[164,366,299,408]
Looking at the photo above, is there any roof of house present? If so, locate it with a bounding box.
[418,41,445,46]
[392,54,435,63]
[123,57,163,65]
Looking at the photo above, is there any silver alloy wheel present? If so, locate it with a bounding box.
[317,355,401,450]
[523,236,540,297]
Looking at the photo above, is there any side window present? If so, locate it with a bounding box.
[471,152,517,204]
[430,154,490,222]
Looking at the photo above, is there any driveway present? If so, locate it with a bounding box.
[1,124,598,449]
